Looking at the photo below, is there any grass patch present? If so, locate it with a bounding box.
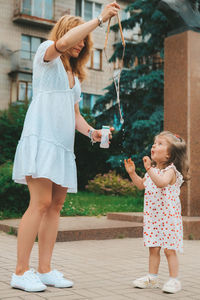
[0,210,21,220]
[61,191,143,216]
[0,191,143,219]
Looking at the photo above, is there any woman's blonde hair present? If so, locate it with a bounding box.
[153,131,190,181]
[49,15,93,82]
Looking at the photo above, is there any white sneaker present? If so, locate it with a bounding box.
[37,269,73,288]
[162,278,181,293]
[10,269,47,292]
[133,275,159,289]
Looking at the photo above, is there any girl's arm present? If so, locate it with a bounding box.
[44,2,120,62]
[147,168,176,188]
[143,156,176,188]
[124,159,145,190]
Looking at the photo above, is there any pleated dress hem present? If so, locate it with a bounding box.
[12,135,77,193]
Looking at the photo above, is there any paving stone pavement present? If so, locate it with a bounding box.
[0,231,199,300]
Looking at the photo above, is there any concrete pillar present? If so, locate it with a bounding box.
[164,30,200,238]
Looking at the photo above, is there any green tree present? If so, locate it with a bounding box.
[0,104,28,165]
[93,0,172,169]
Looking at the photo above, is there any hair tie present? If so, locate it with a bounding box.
[54,41,66,55]
[174,134,182,141]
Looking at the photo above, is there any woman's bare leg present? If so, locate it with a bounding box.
[16,177,52,275]
[38,183,67,273]
[149,247,161,274]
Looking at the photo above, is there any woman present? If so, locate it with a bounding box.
[11,2,120,292]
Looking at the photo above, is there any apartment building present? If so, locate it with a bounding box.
[0,0,131,111]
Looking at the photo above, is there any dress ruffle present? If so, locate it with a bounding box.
[161,163,184,187]
[12,135,77,193]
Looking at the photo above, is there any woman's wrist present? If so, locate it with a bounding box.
[88,128,96,145]
[97,15,103,27]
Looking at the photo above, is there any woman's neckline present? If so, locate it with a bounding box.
[66,71,76,90]
[59,57,77,90]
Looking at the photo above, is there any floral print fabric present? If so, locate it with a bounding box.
[143,164,184,253]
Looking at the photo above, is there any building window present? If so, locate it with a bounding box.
[75,0,102,21]
[88,49,102,70]
[93,49,102,69]
[21,35,45,60]
[82,93,91,109]
[113,58,123,70]
[21,0,53,20]
[94,2,101,19]
[80,93,100,111]
[11,73,33,104]
[84,1,93,21]
[75,0,82,17]
[18,81,32,102]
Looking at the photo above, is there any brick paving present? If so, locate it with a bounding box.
[0,232,200,299]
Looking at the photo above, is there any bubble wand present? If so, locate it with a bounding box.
[104,1,126,124]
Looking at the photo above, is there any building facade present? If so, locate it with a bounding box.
[0,0,130,111]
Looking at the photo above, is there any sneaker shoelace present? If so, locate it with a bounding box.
[166,279,178,287]
[52,269,64,279]
[24,269,43,284]
[136,276,150,284]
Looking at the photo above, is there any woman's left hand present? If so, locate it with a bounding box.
[92,127,114,143]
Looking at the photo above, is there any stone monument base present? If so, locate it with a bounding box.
[183,217,200,240]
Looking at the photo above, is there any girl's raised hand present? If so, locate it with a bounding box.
[124,158,135,174]
[143,156,152,171]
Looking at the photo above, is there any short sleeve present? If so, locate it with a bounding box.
[163,163,184,187]
[75,95,82,104]
[33,40,56,66]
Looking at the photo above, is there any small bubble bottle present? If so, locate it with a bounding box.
[100,126,110,149]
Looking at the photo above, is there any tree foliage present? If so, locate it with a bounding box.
[0,104,28,165]
[93,0,173,169]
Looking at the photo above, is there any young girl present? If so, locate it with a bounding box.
[124,131,189,294]
[10,3,119,293]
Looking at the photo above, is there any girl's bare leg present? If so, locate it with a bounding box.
[164,249,179,278]
[149,247,161,274]
[16,177,52,275]
[37,183,67,273]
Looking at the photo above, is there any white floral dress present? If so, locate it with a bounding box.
[143,164,184,253]
[12,40,82,193]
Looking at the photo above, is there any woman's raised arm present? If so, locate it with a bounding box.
[44,2,120,62]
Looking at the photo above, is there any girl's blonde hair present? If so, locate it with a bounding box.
[154,131,190,181]
[49,15,93,82]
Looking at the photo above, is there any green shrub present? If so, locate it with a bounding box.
[0,104,27,165]
[86,170,142,197]
[0,161,29,214]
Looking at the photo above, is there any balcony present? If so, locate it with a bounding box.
[10,50,34,75]
[13,0,56,28]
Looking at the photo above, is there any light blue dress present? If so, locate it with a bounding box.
[12,40,82,192]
